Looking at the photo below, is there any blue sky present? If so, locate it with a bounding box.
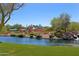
[7,3,79,26]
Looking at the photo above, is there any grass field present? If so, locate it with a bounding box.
[0,42,79,56]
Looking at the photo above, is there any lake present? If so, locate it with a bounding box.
[0,36,79,46]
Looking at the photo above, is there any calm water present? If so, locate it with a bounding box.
[0,36,79,46]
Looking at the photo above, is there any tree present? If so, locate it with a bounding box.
[59,13,70,32]
[50,17,63,37]
[68,22,79,31]
[0,3,24,32]
[5,24,12,31]
[51,17,63,31]
[50,13,71,37]
[12,24,22,30]
[51,13,70,32]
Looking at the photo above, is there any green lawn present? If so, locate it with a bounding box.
[0,43,79,56]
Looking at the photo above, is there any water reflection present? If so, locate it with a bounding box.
[0,36,79,46]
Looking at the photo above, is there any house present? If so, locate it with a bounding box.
[19,27,26,32]
[27,25,44,33]
[33,28,44,33]
[9,29,18,32]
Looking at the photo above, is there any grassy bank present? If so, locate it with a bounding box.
[0,43,79,56]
